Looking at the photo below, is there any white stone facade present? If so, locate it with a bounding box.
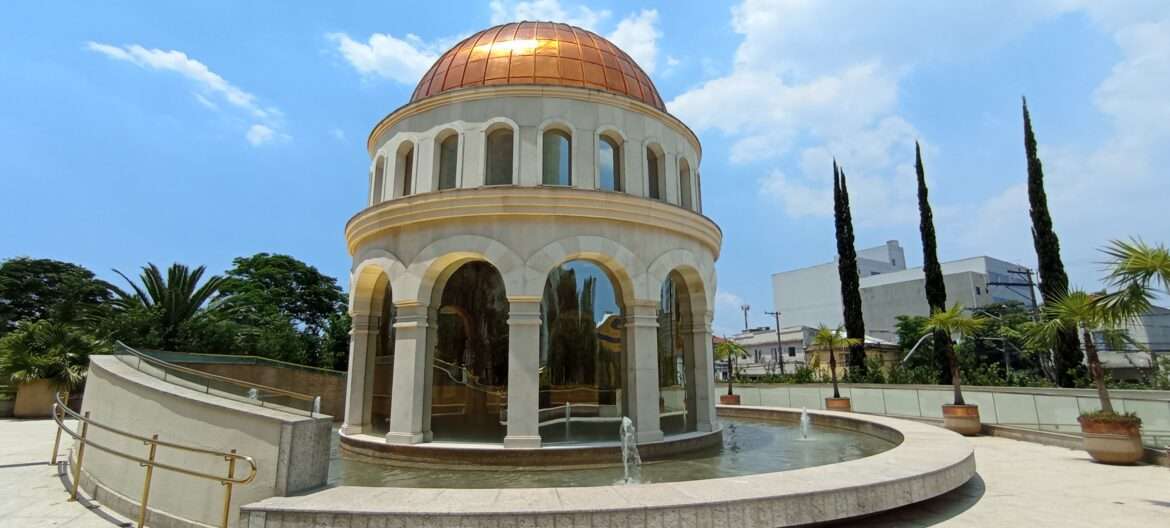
[342,85,721,449]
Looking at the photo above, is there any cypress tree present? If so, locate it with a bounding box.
[915,142,952,384]
[1023,97,1082,387]
[833,163,867,374]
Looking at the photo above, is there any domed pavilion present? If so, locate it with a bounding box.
[341,21,722,457]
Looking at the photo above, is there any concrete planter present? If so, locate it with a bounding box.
[1079,415,1143,465]
[14,379,58,418]
[942,404,981,436]
[719,393,741,405]
[824,397,852,412]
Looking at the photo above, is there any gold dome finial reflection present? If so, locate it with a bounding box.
[411,21,665,111]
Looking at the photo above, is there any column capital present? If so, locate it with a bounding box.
[351,314,381,334]
[507,296,543,326]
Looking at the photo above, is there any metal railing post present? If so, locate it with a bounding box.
[221,449,237,528]
[138,434,159,528]
[49,400,65,465]
[70,411,91,501]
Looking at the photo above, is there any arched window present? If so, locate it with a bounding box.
[658,271,696,434]
[679,159,693,209]
[437,134,459,190]
[396,143,414,197]
[485,128,514,186]
[646,146,664,200]
[542,129,572,186]
[599,135,622,192]
[371,156,385,204]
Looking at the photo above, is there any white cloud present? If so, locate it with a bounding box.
[607,9,660,73]
[489,0,610,30]
[86,42,287,146]
[326,32,443,84]
[245,124,275,146]
[716,290,746,309]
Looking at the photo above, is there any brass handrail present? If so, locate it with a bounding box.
[115,341,321,416]
[49,392,257,528]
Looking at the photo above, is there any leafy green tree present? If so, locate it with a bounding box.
[812,325,862,398]
[108,263,227,349]
[924,305,986,405]
[914,143,952,383]
[0,320,108,389]
[220,254,346,336]
[1022,98,1081,386]
[0,258,112,334]
[833,163,867,374]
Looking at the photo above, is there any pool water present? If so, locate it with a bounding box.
[328,417,896,488]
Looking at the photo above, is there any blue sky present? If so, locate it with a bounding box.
[2,1,1168,335]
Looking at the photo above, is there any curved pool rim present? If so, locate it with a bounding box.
[242,406,977,527]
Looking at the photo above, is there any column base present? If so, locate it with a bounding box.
[384,431,426,445]
[696,420,719,433]
[340,423,364,435]
[503,435,542,448]
[636,430,664,443]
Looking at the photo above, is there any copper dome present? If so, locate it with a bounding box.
[411,21,665,111]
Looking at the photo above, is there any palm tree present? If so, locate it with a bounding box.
[0,320,106,389]
[714,337,749,396]
[110,263,227,349]
[811,325,861,399]
[1031,290,1145,415]
[1103,239,1170,294]
[923,305,985,405]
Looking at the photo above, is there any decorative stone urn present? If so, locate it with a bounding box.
[941,404,981,436]
[824,397,852,412]
[1078,415,1144,464]
[719,393,741,405]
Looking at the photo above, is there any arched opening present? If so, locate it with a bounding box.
[658,271,697,435]
[395,142,414,197]
[436,133,459,190]
[539,260,625,444]
[542,129,572,186]
[484,127,514,186]
[599,134,622,192]
[646,145,665,201]
[371,156,386,204]
[679,159,693,210]
[430,261,509,443]
[370,281,395,433]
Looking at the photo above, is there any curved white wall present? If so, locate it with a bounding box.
[367,95,702,212]
[77,356,331,528]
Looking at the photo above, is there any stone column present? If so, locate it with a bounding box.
[341,314,379,435]
[386,303,430,445]
[626,301,664,443]
[503,297,542,448]
[690,312,718,432]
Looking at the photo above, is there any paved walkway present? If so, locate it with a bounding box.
[1,418,1167,527]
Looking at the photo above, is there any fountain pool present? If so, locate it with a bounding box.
[329,416,895,488]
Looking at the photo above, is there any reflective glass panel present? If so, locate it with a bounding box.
[539,260,624,444]
[647,148,661,200]
[542,130,571,186]
[599,136,621,192]
[370,282,395,433]
[658,272,694,435]
[485,129,513,185]
[430,262,509,443]
[438,135,458,190]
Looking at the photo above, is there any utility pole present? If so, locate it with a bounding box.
[987,268,1039,321]
[765,310,785,374]
[740,304,750,331]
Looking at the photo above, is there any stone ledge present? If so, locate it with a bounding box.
[242,407,975,527]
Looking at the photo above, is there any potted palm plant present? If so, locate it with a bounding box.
[924,304,986,435]
[1031,289,1147,463]
[812,325,860,411]
[0,320,102,417]
[714,337,748,405]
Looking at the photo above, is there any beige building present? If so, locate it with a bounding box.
[341,21,721,449]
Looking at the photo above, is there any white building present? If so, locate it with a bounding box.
[719,326,817,379]
[772,240,1034,341]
